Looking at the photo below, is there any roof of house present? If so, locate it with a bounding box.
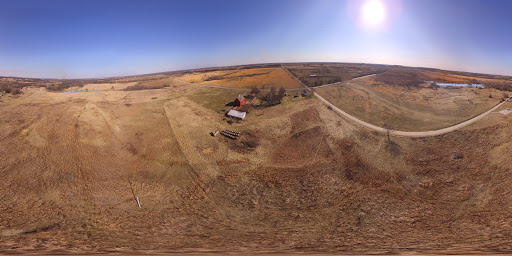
[227,109,246,119]
[236,95,245,102]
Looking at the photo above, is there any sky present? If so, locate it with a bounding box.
[0,0,511,78]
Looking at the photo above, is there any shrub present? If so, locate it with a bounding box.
[11,88,21,95]
[250,87,260,96]
[0,83,23,94]
[45,81,84,92]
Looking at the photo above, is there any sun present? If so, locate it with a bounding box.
[362,0,385,26]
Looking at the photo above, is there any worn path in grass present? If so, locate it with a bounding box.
[282,66,512,137]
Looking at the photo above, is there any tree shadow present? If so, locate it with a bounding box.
[385,140,402,157]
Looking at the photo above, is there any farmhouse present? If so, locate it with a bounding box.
[227,109,246,120]
[234,95,246,106]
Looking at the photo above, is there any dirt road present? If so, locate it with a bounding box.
[282,66,511,137]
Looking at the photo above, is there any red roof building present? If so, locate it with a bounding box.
[234,95,246,106]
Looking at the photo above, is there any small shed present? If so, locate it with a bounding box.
[234,95,246,106]
[227,109,247,120]
[302,90,309,97]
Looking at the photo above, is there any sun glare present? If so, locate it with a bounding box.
[362,0,385,26]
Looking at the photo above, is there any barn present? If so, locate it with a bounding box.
[234,95,246,106]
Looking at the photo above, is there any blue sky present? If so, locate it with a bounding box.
[0,0,511,78]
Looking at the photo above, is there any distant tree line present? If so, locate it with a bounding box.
[45,81,85,91]
[0,82,23,94]
[123,83,170,91]
[1,79,89,94]
[375,71,421,87]
[484,82,512,92]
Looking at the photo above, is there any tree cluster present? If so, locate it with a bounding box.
[259,87,286,106]
[485,82,512,92]
[45,81,85,91]
[0,82,26,94]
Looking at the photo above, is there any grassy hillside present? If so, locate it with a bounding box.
[315,75,504,131]
[1,64,512,254]
[176,67,303,89]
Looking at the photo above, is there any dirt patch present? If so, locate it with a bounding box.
[124,142,138,155]
[499,108,512,114]
[201,147,214,155]
[1,229,24,237]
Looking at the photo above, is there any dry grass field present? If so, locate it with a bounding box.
[176,67,303,89]
[1,64,512,254]
[315,75,504,131]
[285,63,512,91]
[284,63,388,87]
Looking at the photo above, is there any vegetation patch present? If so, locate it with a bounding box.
[122,83,170,91]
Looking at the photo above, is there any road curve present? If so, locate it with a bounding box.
[282,66,511,138]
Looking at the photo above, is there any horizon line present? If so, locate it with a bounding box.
[1,61,511,80]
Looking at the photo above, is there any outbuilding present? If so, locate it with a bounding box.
[227,109,247,120]
[234,95,246,106]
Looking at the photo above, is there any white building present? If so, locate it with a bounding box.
[227,109,246,120]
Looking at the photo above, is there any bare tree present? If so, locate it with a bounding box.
[382,122,401,157]
[278,87,286,100]
[432,81,439,90]
[270,87,278,105]
[250,87,260,96]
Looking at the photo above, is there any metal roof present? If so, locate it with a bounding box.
[227,109,246,119]
[236,95,245,102]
